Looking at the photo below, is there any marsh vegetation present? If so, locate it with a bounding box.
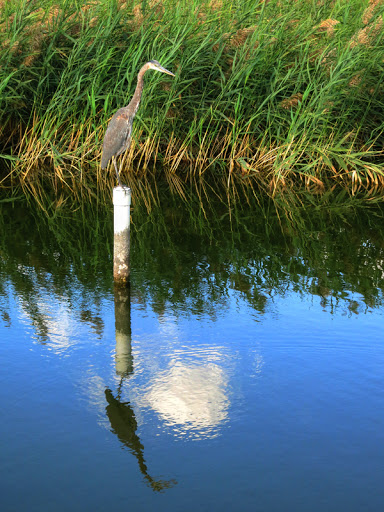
[0,0,383,206]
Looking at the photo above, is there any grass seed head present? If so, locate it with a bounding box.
[209,0,223,10]
[349,71,363,88]
[351,15,383,47]
[362,0,384,25]
[316,18,340,36]
[131,1,164,29]
[280,93,303,109]
[229,27,257,48]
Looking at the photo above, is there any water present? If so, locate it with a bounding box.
[1,197,384,511]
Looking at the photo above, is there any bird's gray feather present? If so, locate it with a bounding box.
[101,108,133,169]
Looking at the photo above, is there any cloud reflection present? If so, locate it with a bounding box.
[142,361,230,439]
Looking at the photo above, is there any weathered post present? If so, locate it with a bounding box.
[113,186,131,285]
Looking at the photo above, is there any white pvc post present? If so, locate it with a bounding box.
[113,186,131,284]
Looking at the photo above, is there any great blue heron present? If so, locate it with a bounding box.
[101,60,175,187]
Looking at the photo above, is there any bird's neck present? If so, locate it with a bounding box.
[130,67,146,117]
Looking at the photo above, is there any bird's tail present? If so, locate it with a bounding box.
[101,151,110,170]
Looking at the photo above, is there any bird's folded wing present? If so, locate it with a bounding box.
[101,112,133,168]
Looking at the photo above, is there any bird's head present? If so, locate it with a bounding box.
[147,60,175,77]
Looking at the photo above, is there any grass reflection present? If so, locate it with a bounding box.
[0,193,383,344]
[130,192,384,318]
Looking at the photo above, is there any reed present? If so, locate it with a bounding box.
[0,0,384,205]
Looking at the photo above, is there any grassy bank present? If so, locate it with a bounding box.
[0,0,384,205]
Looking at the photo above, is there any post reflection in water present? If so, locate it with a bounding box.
[105,284,176,492]
[114,284,133,379]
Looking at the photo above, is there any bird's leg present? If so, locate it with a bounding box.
[113,157,123,187]
[118,160,126,188]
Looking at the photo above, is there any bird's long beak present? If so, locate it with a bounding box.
[159,65,175,77]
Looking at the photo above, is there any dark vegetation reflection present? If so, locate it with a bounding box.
[1,193,384,339]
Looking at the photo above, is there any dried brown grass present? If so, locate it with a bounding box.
[223,26,257,49]
[208,0,224,10]
[130,0,164,29]
[280,93,303,109]
[213,26,259,63]
[349,71,363,88]
[3,2,107,67]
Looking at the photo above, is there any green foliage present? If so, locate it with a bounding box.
[0,0,383,201]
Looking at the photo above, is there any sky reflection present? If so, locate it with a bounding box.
[1,201,384,509]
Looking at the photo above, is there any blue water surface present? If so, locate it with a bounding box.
[0,201,383,512]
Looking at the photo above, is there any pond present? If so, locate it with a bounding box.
[1,194,384,511]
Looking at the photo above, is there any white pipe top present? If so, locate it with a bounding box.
[113,186,132,206]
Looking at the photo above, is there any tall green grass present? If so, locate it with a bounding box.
[0,0,384,205]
